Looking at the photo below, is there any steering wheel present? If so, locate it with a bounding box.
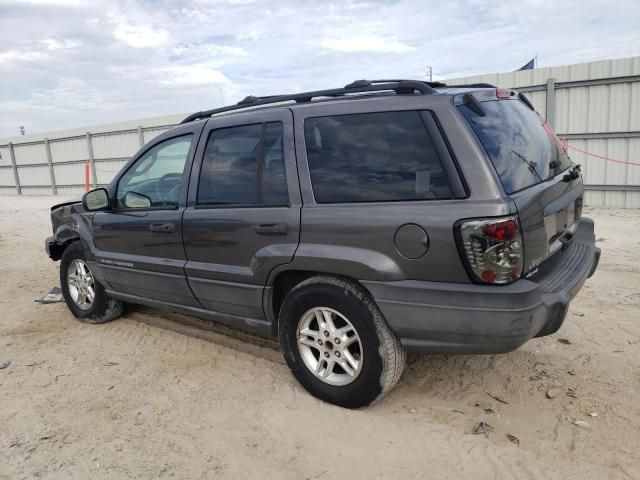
[155,173,182,204]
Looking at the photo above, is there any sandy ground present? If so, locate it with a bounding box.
[0,195,639,480]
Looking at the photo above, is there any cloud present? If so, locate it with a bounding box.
[320,35,414,54]
[0,50,47,64]
[113,22,169,48]
[0,0,639,137]
[13,0,88,5]
[159,66,230,86]
[42,38,81,50]
[170,43,249,65]
[172,44,248,57]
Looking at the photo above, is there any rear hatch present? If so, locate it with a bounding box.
[458,93,583,275]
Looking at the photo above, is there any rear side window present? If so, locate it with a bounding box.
[197,122,288,206]
[304,111,454,203]
[458,99,572,194]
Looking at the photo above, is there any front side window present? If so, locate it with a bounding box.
[116,135,192,208]
[304,111,453,203]
[197,122,288,206]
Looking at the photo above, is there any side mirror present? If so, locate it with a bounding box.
[82,188,110,211]
[123,191,151,209]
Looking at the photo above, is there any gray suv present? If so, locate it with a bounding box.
[45,80,600,408]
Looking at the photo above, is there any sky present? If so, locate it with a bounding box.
[1,0,639,137]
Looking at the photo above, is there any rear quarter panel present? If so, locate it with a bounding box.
[289,95,513,283]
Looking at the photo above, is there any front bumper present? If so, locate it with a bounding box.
[45,235,60,260]
[362,218,600,354]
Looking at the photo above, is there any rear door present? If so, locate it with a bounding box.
[457,96,582,273]
[182,108,300,319]
[292,101,471,284]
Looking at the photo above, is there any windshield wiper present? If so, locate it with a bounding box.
[511,150,543,182]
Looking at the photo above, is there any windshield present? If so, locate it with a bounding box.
[458,99,572,194]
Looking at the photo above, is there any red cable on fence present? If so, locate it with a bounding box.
[564,143,640,167]
[548,125,640,168]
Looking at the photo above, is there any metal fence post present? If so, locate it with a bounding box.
[8,142,21,195]
[44,138,57,195]
[137,126,145,147]
[85,132,98,188]
[546,77,556,129]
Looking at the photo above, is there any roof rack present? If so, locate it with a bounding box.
[180,79,438,124]
[444,83,497,89]
[343,79,448,89]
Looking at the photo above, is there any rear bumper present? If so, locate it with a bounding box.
[362,218,600,354]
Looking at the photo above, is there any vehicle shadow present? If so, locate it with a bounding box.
[125,304,284,365]
[125,302,545,408]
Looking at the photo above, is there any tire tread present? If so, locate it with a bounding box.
[60,241,123,324]
[287,275,405,406]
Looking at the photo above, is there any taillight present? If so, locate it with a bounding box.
[456,216,523,284]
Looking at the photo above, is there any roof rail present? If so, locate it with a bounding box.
[180,79,438,124]
[444,82,497,89]
[344,79,447,89]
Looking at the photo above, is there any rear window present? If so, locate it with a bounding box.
[304,111,453,203]
[458,99,572,194]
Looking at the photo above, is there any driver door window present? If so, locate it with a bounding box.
[117,134,193,209]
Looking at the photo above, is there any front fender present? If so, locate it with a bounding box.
[46,203,95,261]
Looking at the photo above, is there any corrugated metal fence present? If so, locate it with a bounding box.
[446,56,640,208]
[0,115,185,197]
[1,56,639,207]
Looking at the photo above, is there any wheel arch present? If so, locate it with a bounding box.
[265,269,376,336]
[49,204,96,261]
[48,235,79,261]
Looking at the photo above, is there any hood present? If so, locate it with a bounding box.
[50,197,81,211]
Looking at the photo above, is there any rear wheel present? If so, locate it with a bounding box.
[60,242,123,324]
[279,276,405,408]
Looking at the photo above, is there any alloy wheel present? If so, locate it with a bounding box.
[296,307,364,386]
[66,259,95,310]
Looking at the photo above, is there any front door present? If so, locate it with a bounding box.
[92,124,203,307]
[182,108,301,320]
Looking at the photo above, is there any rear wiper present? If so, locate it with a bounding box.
[511,150,543,182]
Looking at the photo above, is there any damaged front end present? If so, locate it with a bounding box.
[45,199,84,261]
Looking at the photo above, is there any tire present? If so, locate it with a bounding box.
[279,275,405,408]
[60,241,123,324]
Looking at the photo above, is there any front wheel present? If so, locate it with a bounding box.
[60,242,123,324]
[279,276,405,408]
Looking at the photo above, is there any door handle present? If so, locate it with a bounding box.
[149,222,176,233]
[254,223,287,235]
